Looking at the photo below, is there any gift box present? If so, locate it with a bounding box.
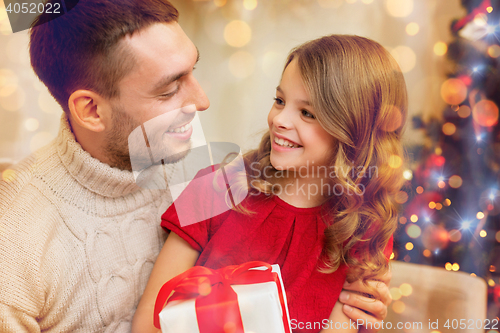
[154,261,292,333]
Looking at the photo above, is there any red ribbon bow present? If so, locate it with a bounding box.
[154,261,288,333]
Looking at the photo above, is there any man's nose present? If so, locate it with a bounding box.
[187,75,210,112]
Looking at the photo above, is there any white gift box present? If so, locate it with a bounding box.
[159,264,292,333]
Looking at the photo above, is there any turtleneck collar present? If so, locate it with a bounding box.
[55,114,143,198]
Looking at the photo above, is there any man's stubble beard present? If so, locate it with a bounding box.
[104,105,192,171]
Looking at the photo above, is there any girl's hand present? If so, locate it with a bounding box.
[338,269,392,333]
[132,232,200,333]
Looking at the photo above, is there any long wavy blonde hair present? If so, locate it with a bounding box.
[219,35,408,282]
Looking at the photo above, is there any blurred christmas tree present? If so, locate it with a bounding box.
[394,0,500,320]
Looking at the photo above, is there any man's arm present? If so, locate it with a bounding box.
[339,269,392,333]
[0,304,39,333]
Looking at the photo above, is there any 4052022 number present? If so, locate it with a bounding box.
[443,318,499,330]
[5,2,61,14]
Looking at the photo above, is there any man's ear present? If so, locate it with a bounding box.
[68,90,111,132]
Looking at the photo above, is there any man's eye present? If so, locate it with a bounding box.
[160,88,178,98]
[273,97,284,106]
[302,110,315,119]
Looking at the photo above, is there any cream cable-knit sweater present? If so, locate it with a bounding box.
[0,116,171,332]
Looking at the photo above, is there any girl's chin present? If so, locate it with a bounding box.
[269,157,291,172]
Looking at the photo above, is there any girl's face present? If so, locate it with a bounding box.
[268,59,336,172]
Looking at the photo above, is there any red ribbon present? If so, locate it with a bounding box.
[154,261,288,333]
[452,0,492,33]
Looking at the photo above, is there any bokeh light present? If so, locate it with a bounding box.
[198,282,211,296]
[390,287,402,300]
[2,169,16,182]
[403,169,413,180]
[405,242,414,250]
[214,0,227,7]
[399,283,412,296]
[477,211,485,219]
[390,46,416,73]
[452,263,460,271]
[38,92,60,114]
[406,224,421,238]
[496,231,500,243]
[472,100,499,127]
[6,35,30,65]
[410,214,418,222]
[474,13,487,26]
[480,230,487,238]
[243,0,258,11]
[422,225,449,251]
[388,155,402,168]
[449,229,462,242]
[392,300,405,314]
[0,68,19,91]
[448,175,462,188]
[30,132,55,152]
[25,118,39,132]
[429,201,436,209]
[317,0,343,9]
[0,86,26,111]
[434,42,448,56]
[385,0,413,17]
[444,198,451,206]
[228,51,256,78]
[416,186,424,194]
[445,262,453,270]
[399,216,407,224]
[423,249,431,257]
[224,20,252,48]
[441,78,467,105]
[262,50,285,79]
[406,22,419,36]
[457,105,471,118]
[442,122,456,135]
[438,180,446,188]
[488,45,500,58]
[395,191,408,204]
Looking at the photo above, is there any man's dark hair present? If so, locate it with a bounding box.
[29,0,179,113]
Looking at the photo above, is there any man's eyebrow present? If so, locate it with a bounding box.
[150,48,201,95]
[276,86,310,106]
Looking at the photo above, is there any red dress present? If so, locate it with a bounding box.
[161,167,393,333]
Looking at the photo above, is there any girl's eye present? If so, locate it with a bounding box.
[273,97,285,106]
[302,110,315,119]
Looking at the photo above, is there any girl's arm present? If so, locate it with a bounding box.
[320,301,359,333]
[132,232,200,333]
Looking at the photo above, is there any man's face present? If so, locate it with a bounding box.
[104,22,210,171]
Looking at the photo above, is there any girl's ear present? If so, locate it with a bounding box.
[68,90,112,133]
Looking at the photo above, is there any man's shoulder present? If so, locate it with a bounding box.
[0,145,59,220]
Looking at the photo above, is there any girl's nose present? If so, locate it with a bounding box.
[272,109,293,130]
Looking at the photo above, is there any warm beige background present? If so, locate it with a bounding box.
[0,0,464,164]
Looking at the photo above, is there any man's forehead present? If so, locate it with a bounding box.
[118,22,198,88]
[123,22,192,57]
